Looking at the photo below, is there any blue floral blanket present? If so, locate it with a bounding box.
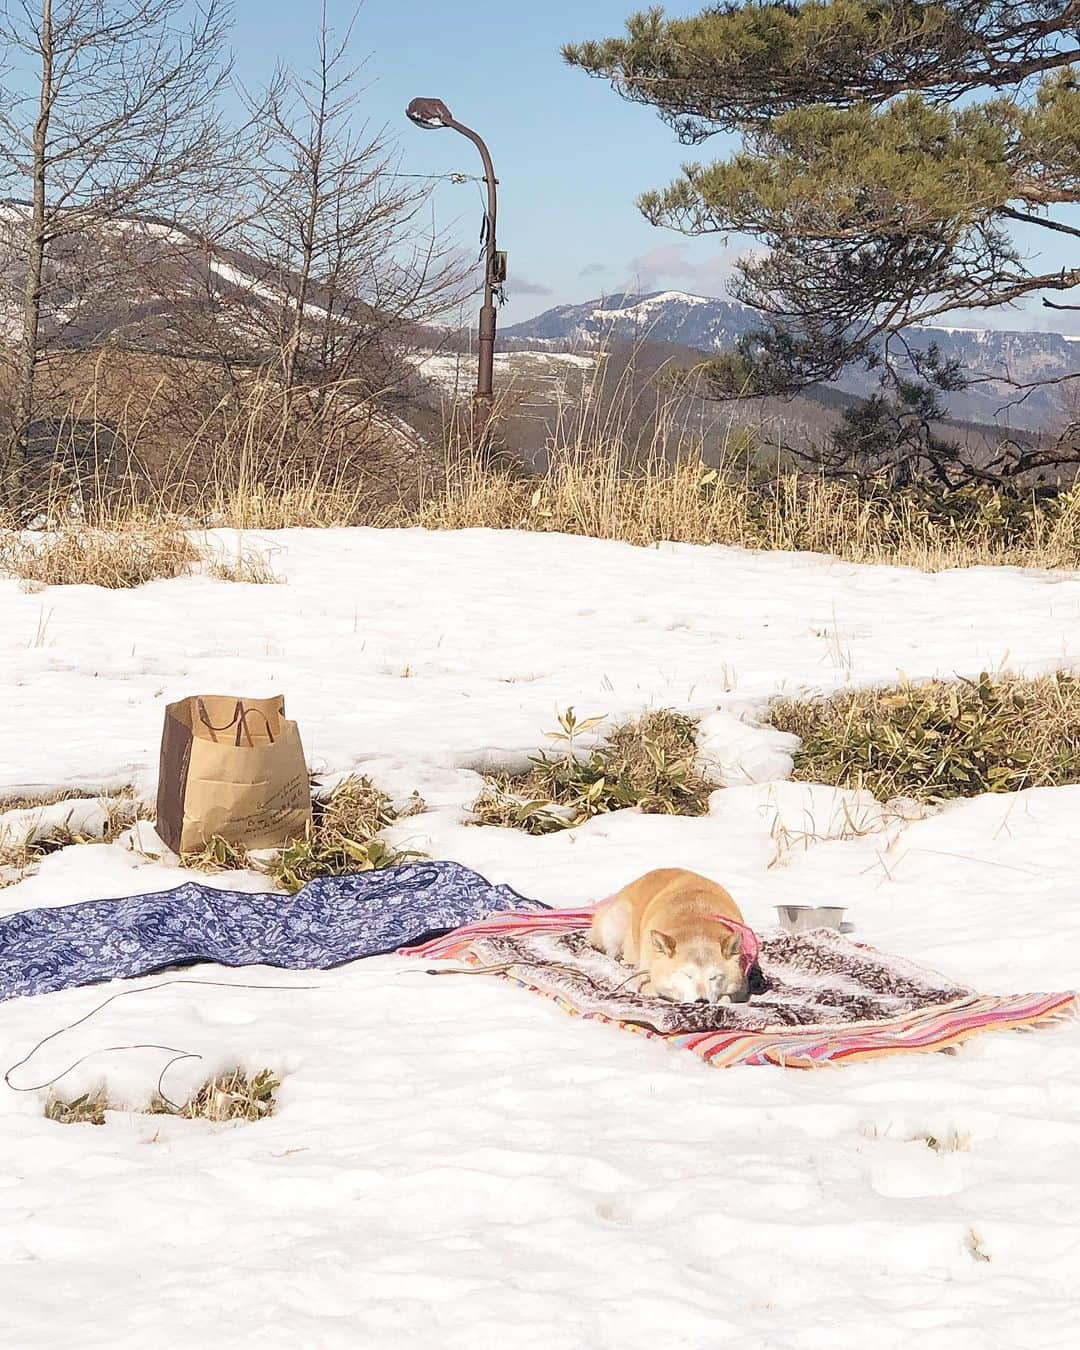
[0,862,546,1004]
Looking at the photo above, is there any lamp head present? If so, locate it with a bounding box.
[406,97,454,129]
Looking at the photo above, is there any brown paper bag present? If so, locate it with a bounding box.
[156,694,312,854]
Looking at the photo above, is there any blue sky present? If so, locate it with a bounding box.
[228,0,757,326]
[5,0,1063,333]
[225,0,1079,332]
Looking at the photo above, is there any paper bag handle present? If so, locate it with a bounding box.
[196,698,277,747]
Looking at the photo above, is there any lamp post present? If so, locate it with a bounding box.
[406,98,501,424]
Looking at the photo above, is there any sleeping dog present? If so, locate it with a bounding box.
[588,868,761,1004]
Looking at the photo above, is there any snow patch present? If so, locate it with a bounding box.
[1,530,1079,1347]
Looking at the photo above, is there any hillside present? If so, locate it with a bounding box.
[504,291,1080,434]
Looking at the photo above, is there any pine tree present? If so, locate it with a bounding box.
[565,3,1080,488]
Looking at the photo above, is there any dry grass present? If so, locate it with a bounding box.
[270,775,424,892]
[771,672,1080,803]
[967,1228,992,1263]
[179,834,253,874]
[2,351,423,529]
[0,790,149,889]
[45,1068,280,1126]
[203,546,281,584]
[3,350,1080,575]
[149,1068,279,1122]
[862,1123,972,1153]
[0,521,200,588]
[0,786,98,812]
[44,1090,109,1126]
[0,518,283,590]
[194,471,388,531]
[403,353,1080,569]
[409,444,1080,571]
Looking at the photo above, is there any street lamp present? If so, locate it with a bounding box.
[406,97,503,421]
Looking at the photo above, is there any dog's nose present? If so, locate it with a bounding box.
[694,995,710,1004]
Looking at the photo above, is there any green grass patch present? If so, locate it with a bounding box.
[771,671,1080,803]
[474,707,718,835]
[181,775,425,891]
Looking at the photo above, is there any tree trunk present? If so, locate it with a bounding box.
[281,27,329,396]
[4,0,54,511]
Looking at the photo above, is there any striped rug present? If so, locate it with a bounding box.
[405,908,1076,1069]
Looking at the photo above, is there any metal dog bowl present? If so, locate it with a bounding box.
[776,904,847,934]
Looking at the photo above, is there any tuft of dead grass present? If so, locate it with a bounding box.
[771,671,1080,803]
[474,707,717,835]
[44,1090,109,1126]
[203,547,281,584]
[149,1068,280,1122]
[271,776,424,892]
[179,834,253,874]
[0,521,200,589]
[45,1068,280,1126]
[0,790,150,889]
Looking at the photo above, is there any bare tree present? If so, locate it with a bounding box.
[231,3,465,402]
[0,0,234,506]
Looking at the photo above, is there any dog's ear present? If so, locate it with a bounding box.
[721,928,743,957]
[650,929,676,957]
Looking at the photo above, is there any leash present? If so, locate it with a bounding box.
[3,977,321,1109]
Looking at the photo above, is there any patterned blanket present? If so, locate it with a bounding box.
[0,862,545,1003]
[408,909,1076,1068]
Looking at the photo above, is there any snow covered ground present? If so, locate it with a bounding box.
[410,348,596,399]
[1,529,1078,1349]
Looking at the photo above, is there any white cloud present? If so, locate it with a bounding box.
[620,242,746,296]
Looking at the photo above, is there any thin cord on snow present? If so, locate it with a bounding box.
[3,977,321,1105]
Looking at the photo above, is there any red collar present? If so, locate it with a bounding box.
[711,915,760,975]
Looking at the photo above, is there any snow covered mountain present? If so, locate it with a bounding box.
[0,202,393,361]
[504,291,1080,431]
[504,290,753,353]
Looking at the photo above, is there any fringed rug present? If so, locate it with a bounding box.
[406,909,1076,1068]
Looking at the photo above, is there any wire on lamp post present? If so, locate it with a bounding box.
[406,98,502,427]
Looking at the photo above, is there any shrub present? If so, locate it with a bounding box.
[474,707,717,834]
[270,776,424,893]
[771,672,1080,802]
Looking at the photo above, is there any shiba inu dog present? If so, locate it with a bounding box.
[588,868,758,1004]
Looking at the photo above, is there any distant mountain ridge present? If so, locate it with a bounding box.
[504,290,1079,432]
